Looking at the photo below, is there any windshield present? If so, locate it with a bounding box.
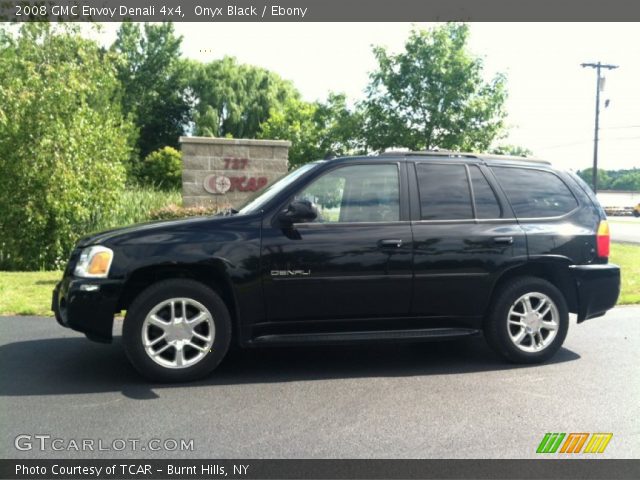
[238,162,320,214]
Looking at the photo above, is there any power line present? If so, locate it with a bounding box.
[600,125,640,130]
[541,135,640,150]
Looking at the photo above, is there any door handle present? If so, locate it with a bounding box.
[492,236,514,245]
[378,239,403,248]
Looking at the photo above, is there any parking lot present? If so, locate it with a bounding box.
[1,307,638,460]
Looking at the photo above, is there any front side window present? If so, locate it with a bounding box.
[238,162,319,214]
[295,164,400,223]
[491,167,578,218]
[416,164,473,220]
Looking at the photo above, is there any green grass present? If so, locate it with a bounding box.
[0,271,62,316]
[610,243,640,304]
[1,243,638,317]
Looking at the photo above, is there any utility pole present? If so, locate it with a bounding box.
[581,61,618,193]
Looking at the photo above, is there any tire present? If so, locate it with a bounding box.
[484,276,569,364]
[633,210,640,218]
[123,279,232,382]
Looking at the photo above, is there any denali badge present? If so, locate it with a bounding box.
[271,270,311,277]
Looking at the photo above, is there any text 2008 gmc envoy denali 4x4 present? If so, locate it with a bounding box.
[53,152,620,381]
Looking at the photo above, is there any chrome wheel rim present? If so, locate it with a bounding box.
[142,298,215,369]
[507,292,559,353]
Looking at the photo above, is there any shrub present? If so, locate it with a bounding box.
[149,204,223,221]
[0,25,135,270]
[138,146,183,190]
[87,188,182,231]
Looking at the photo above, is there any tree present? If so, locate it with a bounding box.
[190,56,299,139]
[112,22,192,162]
[611,171,640,191]
[260,93,365,168]
[490,145,533,157]
[362,23,507,153]
[314,93,367,158]
[0,24,134,270]
[577,168,612,190]
[259,98,322,167]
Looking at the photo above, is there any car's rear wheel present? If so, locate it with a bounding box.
[484,276,569,363]
[123,279,231,382]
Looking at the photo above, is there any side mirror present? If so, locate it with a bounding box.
[278,200,318,226]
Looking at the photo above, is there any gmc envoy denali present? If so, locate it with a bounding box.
[53,152,621,381]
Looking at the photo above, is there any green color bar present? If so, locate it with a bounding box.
[536,433,552,453]
[536,433,566,453]
[547,433,566,453]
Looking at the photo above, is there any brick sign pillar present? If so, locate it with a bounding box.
[179,137,291,208]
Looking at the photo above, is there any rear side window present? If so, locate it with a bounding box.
[469,166,502,219]
[416,164,473,220]
[492,167,578,218]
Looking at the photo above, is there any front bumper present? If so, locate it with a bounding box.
[570,263,621,322]
[52,277,123,342]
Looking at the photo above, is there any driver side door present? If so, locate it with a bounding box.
[261,162,413,322]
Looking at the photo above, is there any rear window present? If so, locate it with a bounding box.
[416,164,473,220]
[492,167,578,218]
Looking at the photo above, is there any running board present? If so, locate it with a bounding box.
[250,328,480,346]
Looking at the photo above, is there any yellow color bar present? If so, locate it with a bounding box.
[584,433,613,453]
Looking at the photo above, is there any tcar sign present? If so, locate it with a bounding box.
[204,175,231,194]
[204,174,268,195]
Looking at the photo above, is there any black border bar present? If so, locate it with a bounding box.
[2,459,640,479]
[3,0,640,22]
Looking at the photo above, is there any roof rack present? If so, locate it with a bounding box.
[477,154,550,165]
[378,150,550,165]
[379,150,478,159]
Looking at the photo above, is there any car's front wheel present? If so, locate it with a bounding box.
[123,279,231,382]
[484,277,569,363]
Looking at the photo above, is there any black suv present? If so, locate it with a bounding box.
[53,152,620,382]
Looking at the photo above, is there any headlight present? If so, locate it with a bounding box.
[74,246,114,278]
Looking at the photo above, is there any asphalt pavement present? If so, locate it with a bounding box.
[1,308,638,459]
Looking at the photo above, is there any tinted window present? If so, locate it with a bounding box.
[416,164,473,220]
[492,167,578,218]
[469,166,502,219]
[295,164,400,223]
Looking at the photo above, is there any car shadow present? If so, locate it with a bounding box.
[0,334,581,400]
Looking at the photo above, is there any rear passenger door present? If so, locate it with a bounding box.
[409,162,527,318]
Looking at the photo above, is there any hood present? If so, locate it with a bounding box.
[76,215,234,248]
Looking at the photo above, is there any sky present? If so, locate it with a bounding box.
[90,22,640,172]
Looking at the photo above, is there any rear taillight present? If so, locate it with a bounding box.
[596,220,610,258]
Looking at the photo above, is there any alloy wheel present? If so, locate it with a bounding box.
[506,292,559,353]
[141,298,215,369]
